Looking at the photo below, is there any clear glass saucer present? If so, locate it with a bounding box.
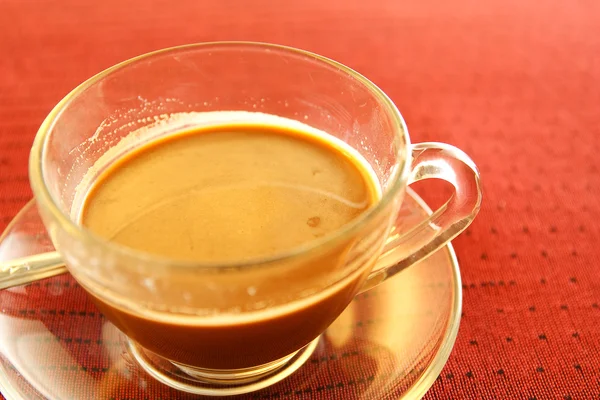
[0,189,461,400]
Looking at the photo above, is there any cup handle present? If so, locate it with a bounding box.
[359,142,482,293]
[0,199,65,290]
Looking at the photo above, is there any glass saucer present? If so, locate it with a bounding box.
[0,188,461,400]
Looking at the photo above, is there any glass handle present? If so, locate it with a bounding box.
[0,199,67,290]
[360,142,482,293]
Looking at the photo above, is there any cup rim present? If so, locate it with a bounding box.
[29,41,412,270]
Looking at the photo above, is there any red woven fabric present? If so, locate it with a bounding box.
[1,0,599,399]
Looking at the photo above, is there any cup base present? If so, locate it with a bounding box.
[127,336,321,396]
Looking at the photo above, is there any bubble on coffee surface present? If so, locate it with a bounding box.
[307,216,321,227]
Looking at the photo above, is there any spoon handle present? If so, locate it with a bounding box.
[0,251,67,290]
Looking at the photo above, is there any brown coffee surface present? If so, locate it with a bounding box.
[81,122,379,369]
[82,123,376,262]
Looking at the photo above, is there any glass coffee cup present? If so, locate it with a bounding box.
[0,42,481,396]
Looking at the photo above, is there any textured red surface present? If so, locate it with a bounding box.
[1,0,599,399]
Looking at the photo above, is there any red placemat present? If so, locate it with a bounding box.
[1,0,598,399]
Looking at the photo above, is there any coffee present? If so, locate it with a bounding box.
[82,124,377,261]
[80,121,380,369]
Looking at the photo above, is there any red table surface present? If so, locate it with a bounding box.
[0,0,599,399]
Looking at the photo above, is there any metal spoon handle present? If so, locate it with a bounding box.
[0,251,67,290]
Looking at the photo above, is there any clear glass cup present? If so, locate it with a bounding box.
[0,42,481,396]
